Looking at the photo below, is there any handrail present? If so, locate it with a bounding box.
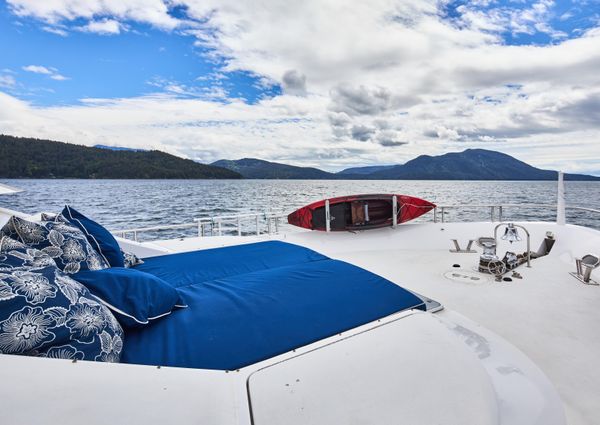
[116,209,287,241]
[114,203,600,241]
[432,204,600,223]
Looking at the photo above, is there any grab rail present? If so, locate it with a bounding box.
[432,204,600,223]
[114,204,600,242]
[116,209,287,242]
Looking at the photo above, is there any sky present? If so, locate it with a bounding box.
[0,0,599,174]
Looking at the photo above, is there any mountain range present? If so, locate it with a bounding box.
[213,149,600,181]
[0,135,241,179]
[1,134,598,181]
[211,158,332,179]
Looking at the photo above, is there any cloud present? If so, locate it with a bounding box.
[22,65,69,81]
[443,0,568,40]
[42,25,68,36]
[281,70,307,96]
[50,74,69,81]
[331,85,395,116]
[0,74,16,88]
[350,125,376,142]
[376,130,408,147]
[3,0,600,173]
[80,19,122,35]
[7,0,179,30]
[22,65,52,74]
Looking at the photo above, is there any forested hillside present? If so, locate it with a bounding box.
[0,135,241,179]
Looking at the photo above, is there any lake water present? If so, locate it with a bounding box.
[1,179,599,239]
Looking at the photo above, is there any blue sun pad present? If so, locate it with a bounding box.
[134,241,328,288]
[122,241,424,370]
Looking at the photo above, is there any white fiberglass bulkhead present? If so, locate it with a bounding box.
[248,310,565,425]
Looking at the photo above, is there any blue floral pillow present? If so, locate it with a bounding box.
[0,237,56,271]
[122,250,144,268]
[61,206,125,268]
[0,237,123,361]
[1,216,109,274]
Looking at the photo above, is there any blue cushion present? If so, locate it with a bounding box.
[61,206,125,268]
[122,242,426,370]
[136,241,329,288]
[0,239,124,361]
[1,216,109,274]
[73,267,186,329]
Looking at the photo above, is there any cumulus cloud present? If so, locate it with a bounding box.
[80,19,122,35]
[281,70,307,96]
[331,85,395,116]
[2,0,600,173]
[6,0,179,30]
[447,0,568,40]
[376,130,408,147]
[351,125,376,142]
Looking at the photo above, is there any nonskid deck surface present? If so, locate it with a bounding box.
[146,221,600,425]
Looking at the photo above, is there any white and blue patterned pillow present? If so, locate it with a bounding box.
[0,237,123,362]
[122,250,144,268]
[1,216,109,274]
[0,237,57,272]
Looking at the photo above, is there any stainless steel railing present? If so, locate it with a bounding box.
[432,204,600,223]
[116,209,287,242]
[114,204,600,242]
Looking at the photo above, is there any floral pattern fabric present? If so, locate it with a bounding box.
[122,250,144,268]
[0,239,123,361]
[0,236,57,272]
[1,216,108,274]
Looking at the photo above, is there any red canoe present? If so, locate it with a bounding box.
[287,194,436,231]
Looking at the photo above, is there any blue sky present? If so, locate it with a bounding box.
[0,4,281,105]
[442,0,600,45]
[0,0,599,173]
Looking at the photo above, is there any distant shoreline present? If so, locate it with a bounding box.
[2,178,600,182]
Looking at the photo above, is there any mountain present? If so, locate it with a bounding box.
[2,136,598,181]
[213,150,599,180]
[94,144,146,152]
[337,165,396,175]
[367,149,600,180]
[0,135,241,179]
[211,158,334,179]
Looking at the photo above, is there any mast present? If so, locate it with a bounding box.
[556,171,566,225]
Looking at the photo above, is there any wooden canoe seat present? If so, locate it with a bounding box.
[351,201,366,225]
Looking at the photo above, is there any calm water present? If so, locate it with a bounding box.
[1,179,599,239]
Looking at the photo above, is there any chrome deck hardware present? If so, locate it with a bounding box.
[495,223,531,267]
[476,237,499,273]
[570,254,599,285]
[449,239,477,253]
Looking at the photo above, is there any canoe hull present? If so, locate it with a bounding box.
[287,194,436,231]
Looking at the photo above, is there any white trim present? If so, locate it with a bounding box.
[90,292,185,325]
[92,296,150,325]
[11,216,28,244]
[147,310,174,321]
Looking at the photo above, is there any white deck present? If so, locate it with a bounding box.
[1,210,598,425]
[146,221,600,425]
